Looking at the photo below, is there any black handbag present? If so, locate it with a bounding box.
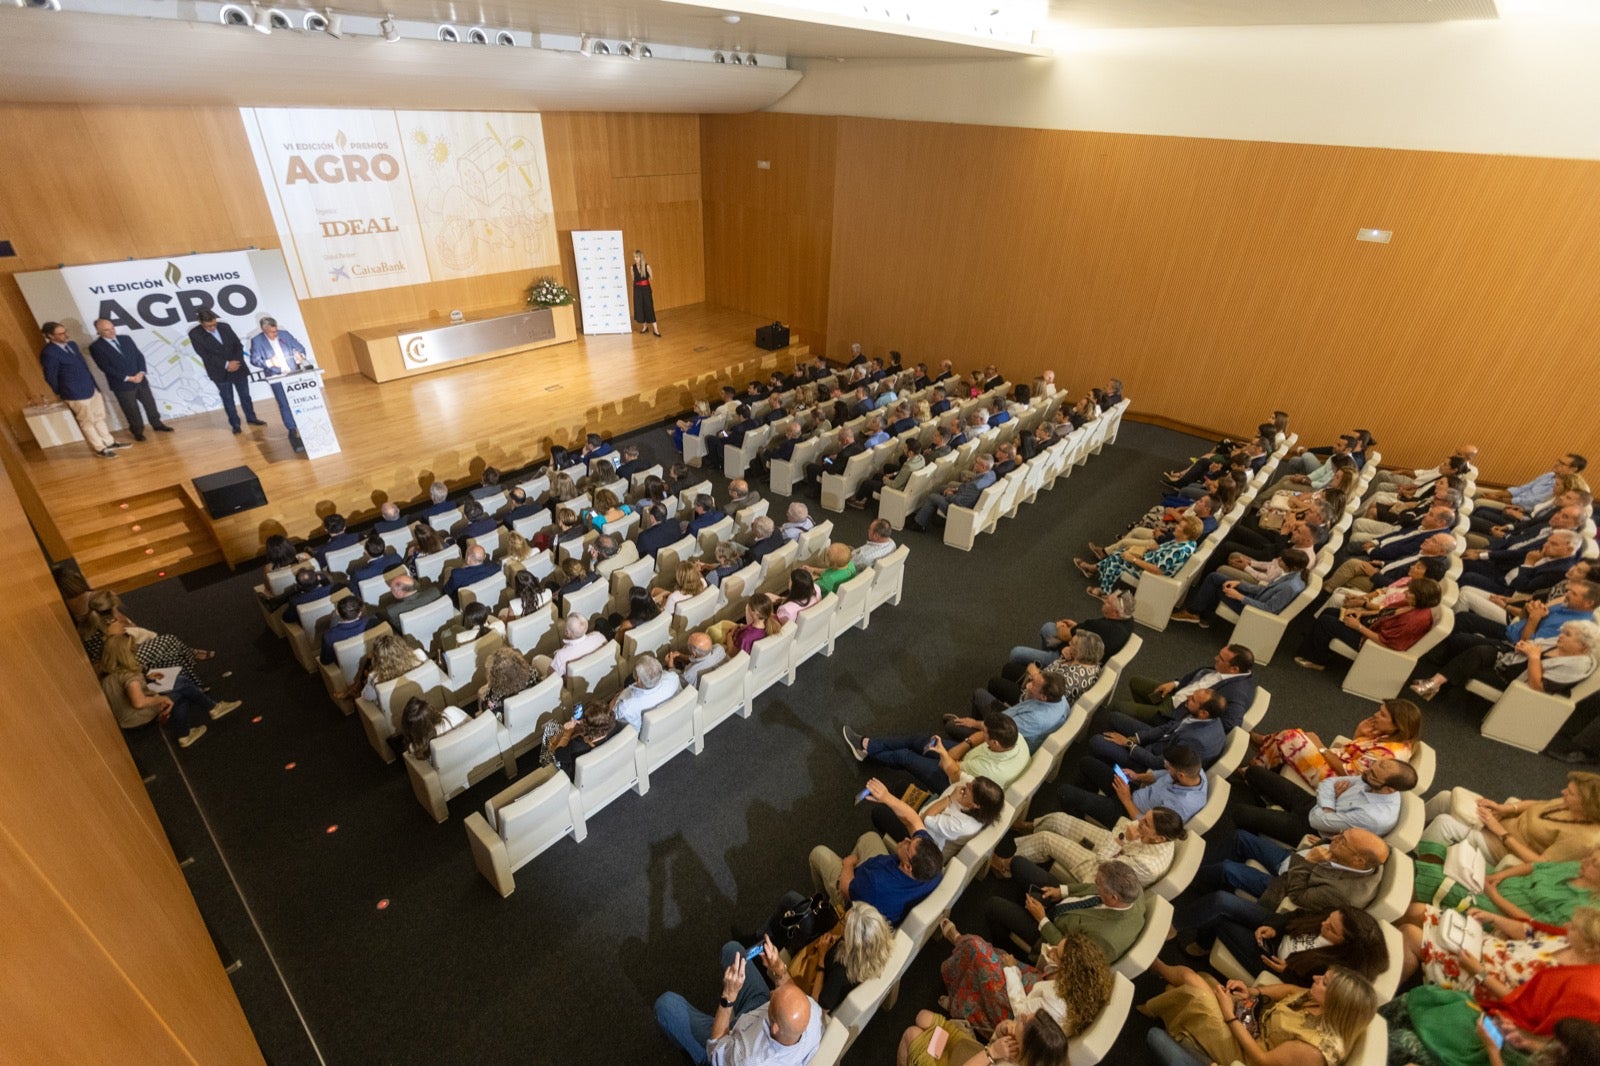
[770,892,840,954]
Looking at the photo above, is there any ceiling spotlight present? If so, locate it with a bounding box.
[722,14,739,24]
[496,30,515,46]
[636,44,652,60]
[21,0,63,8]
[437,24,459,42]
[746,54,757,66]
[219,3,251,26]
[618,41,632,57]
[467,27,488,44]
[266,8,293,30]
[379,14,399,41]
[303,10,327,31]
[712,50,725,63]
[730,53,743,64]
[591,40,610,55]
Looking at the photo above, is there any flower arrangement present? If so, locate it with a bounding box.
[526,277,573,308]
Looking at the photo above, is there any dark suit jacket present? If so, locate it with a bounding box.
[949,471,996,509]
[348,552,402,584]
[769,438,800,463]
[88,335,149,393]
[614,459,649,481]
[745,532,788,566]
[1259,853,1382,913]
[888,417,917,435]
[819,441,867,475]
[313,532,360,569]
[1366,527,1437,563]
[501,502,543,529]
[188,322,249,383]
[686,509,727,534]
[1158,667,1257,731]
[636,521,682,558]
[442,561,499,601]
[1040,882,1152,963]
[383,584,444,629]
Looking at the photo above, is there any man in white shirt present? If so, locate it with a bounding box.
[654,943,822,1065]
[850,518,898,570]
[536,614,607,678]
[780,502,815,542]
[666,632,728,689]
[609,654,682,732]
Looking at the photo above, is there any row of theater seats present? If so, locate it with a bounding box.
[252,459,916,841]
[1138,439,1600,753]
[460,543,912,896]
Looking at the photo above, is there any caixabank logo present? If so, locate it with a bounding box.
[87,260,258,332]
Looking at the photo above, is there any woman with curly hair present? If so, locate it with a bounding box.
[476,647,541,720]
[79,590,211,685]
[934,922,1114,1039]
[357,632,427,703]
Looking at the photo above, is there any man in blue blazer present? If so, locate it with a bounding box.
[188,310,262,434]
[89,319,172,440]
[1173,549,1311,628]
[247,316,311,451]
[39,321,121,456]
[1103,644,1258,732]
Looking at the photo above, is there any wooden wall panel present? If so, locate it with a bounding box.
[0,467,262,1063]
[701,113,836,354]
[820,119,1600,484]
[0,106,703,436]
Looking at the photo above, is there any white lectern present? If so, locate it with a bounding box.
[278,369,341,459]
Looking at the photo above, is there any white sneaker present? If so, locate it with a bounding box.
[178,725,208,748]
[209,699,242,721]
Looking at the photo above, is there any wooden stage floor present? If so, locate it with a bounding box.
[17,304,808,589]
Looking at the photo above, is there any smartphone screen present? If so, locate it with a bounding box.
[854,787,872,804]
[571,704,585,721]
[744,944,765,962]
[926,1027,949,1057]
[1481,1016,1504,1049]
[1113,765,1129,783]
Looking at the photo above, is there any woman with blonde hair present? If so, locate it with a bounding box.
[1142,962,1379,1066]
[99,632,240,749]
[357,632,427,703]
[79,589,210,684]
[758,903,895,1014]
[1422,773,1600,867]
[1250,697,1423,787]
[499,531,534,572]
[933,924,1114,1038]
[652,560,707,615]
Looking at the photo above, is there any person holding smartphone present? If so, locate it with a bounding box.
[652,936,821,1064]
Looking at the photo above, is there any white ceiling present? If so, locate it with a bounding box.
[1047,0,1500,30]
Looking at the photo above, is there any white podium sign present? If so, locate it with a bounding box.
[280,370,341,459]
[571,230,631,335]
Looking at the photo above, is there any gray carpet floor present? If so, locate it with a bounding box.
[117,419,1574,1065]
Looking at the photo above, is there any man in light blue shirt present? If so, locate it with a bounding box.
[1232,758,1416,844]
[959,670,1069,751]
[861,415,890,448]
[1057,743,1210,827]
[1476,453,1585,512]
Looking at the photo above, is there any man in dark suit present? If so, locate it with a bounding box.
[39,321,121,456]
[500,488,543,530]
[634,504,681,559]
[373,503,409,535]
[1103,644,1258,731]
[188,310,262,434]
[441,545,498,604]
[684,494,727,535]
[89,319,171,440]
[613,445,650,482]
[743,517,788,566]
[382,574,444,629]
[805,427,865,489]
[319,596,381,665]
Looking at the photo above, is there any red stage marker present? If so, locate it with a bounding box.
[156,571,167,577]
[119,503,129,510]
[325,824,339,834]
[250,716,262,724]
[130,524,142,532]
[284,761,297,770]
[376,899,390,911]
[144,548,155,555]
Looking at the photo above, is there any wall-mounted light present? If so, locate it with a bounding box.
[437,24,459,42]
[496,30,515,45]
[219,3,251,27]
[467,27,489,44]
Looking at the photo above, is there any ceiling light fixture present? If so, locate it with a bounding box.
[437,24,459,42]
[591,39,610,55]
[218,3,251,26]
[496,30,515,45]
[467,27,489,44]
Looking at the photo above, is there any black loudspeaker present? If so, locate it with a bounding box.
[755,321,790,350]
[193,466,267,519]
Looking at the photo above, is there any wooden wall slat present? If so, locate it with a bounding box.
[812,118,1600,484]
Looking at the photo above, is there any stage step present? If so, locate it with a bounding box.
[69,485,223,593]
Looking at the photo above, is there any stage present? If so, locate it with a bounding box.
[16,304,809,590]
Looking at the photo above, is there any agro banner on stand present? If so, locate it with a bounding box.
[18,250,313,422]
[571,230,632,335]
[242,107,559,300]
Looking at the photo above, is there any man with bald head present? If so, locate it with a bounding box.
[666,631,729,689]
[654,940,821,1064]
[381,573,442,629]
[373,501,407,535]
[441,543,496,604]
[1174,828,1390,955]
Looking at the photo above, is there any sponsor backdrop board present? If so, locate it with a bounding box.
[571,230,632,335]
[16,250,314,426]
[241,107,558,301]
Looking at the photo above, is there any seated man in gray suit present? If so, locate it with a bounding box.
[910,454,995,532]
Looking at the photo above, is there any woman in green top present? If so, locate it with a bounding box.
[807,542,859,595]
[1412,846,1600,922]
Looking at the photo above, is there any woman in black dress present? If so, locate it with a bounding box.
[632,249,660,336]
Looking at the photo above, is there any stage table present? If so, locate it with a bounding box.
[349,304,577,383]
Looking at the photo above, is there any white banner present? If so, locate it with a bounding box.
[572,230,632,335]
[242,107,559,300]
[281,371,341,459]
[241,108,428,299]
[19,250,314,423]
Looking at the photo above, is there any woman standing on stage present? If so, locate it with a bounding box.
[632,249,660,336]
